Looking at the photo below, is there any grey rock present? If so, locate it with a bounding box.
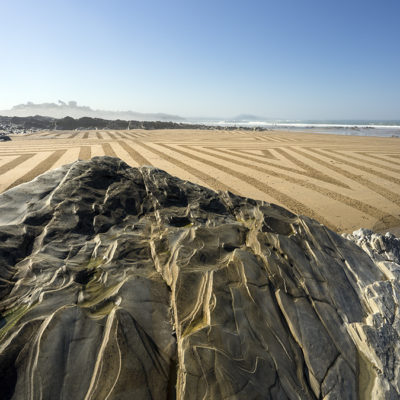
[0,156,399,399]
[345,229,400,398]
[321,356,356,400]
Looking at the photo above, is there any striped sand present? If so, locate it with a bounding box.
[1,129,399,234]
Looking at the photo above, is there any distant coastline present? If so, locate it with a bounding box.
[0,115,264,135]
[1,102,399,137]
[1,114,399,138]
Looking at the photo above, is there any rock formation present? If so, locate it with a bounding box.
[0,115,266,134]
[0,156,399,399]
[0,115,202,132]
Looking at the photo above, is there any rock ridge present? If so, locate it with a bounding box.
[0,156,399,399]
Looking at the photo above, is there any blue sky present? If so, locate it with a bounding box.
[1,0,399,119]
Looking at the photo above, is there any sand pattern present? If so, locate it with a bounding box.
[1,129,399,233]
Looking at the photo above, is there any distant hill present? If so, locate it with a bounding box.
[230,114,267,122]
[0,101,185,122]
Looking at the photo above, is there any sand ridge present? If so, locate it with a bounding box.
[1,129,400,233]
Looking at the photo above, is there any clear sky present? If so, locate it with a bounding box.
[1,0,399,119]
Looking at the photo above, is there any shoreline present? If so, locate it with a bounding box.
[2,115,400,138]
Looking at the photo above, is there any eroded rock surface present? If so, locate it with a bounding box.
[0,156,399,399]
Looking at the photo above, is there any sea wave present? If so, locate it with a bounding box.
[190,120,400,137]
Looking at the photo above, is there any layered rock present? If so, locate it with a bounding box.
[344,229,400,399]
[0,156,399,399]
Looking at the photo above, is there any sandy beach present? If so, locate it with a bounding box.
[1,129,399,234]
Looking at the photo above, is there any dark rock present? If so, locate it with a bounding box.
[0,115,270,133]
[0,156,399,399]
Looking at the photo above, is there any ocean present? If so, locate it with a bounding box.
[192,120,400,138]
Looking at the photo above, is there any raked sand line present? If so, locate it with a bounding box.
[106,132,121,139]
[309,148,400,191]
[357,152,400,168]
[212,147,290,166]
[130,131,146,137]
[79,146,92,160]
[346,151,400,174]
[142,144,270,198]
[328,148,400,174]
[184,145,397,224]
[7,149,67,190]
[261,149,278,159]
[114,132,129,140]
[102,143,117,157]
[267,133,299,142]
[208,146,348,189]
[260,135,293,143]
[128,143,211,189]
[90,145,105,158]
[82,132,90,139]
[120,132,136,139]
[105,132,117,140]
[126,132,140,139]
[259,135,290,143]
[160,143,334,229]
[281,136,298,142]
[122,132,139,139]
[274,147,350,189]
[100,142,136,167]
[117,132,130,139]
[216,147,290,164]
[292,147,400,207]
[117,141,151,166]
[0,154,36,176]
[122,132,135,138]
[68,132,80,139]
[0,145,73,153]
[316,149,400,185]
[242,147,400,218]
[236,149,276,159]
[136,142,235,193]
[50,147,81,170]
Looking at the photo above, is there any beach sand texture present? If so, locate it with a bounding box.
[1,129,399,234]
